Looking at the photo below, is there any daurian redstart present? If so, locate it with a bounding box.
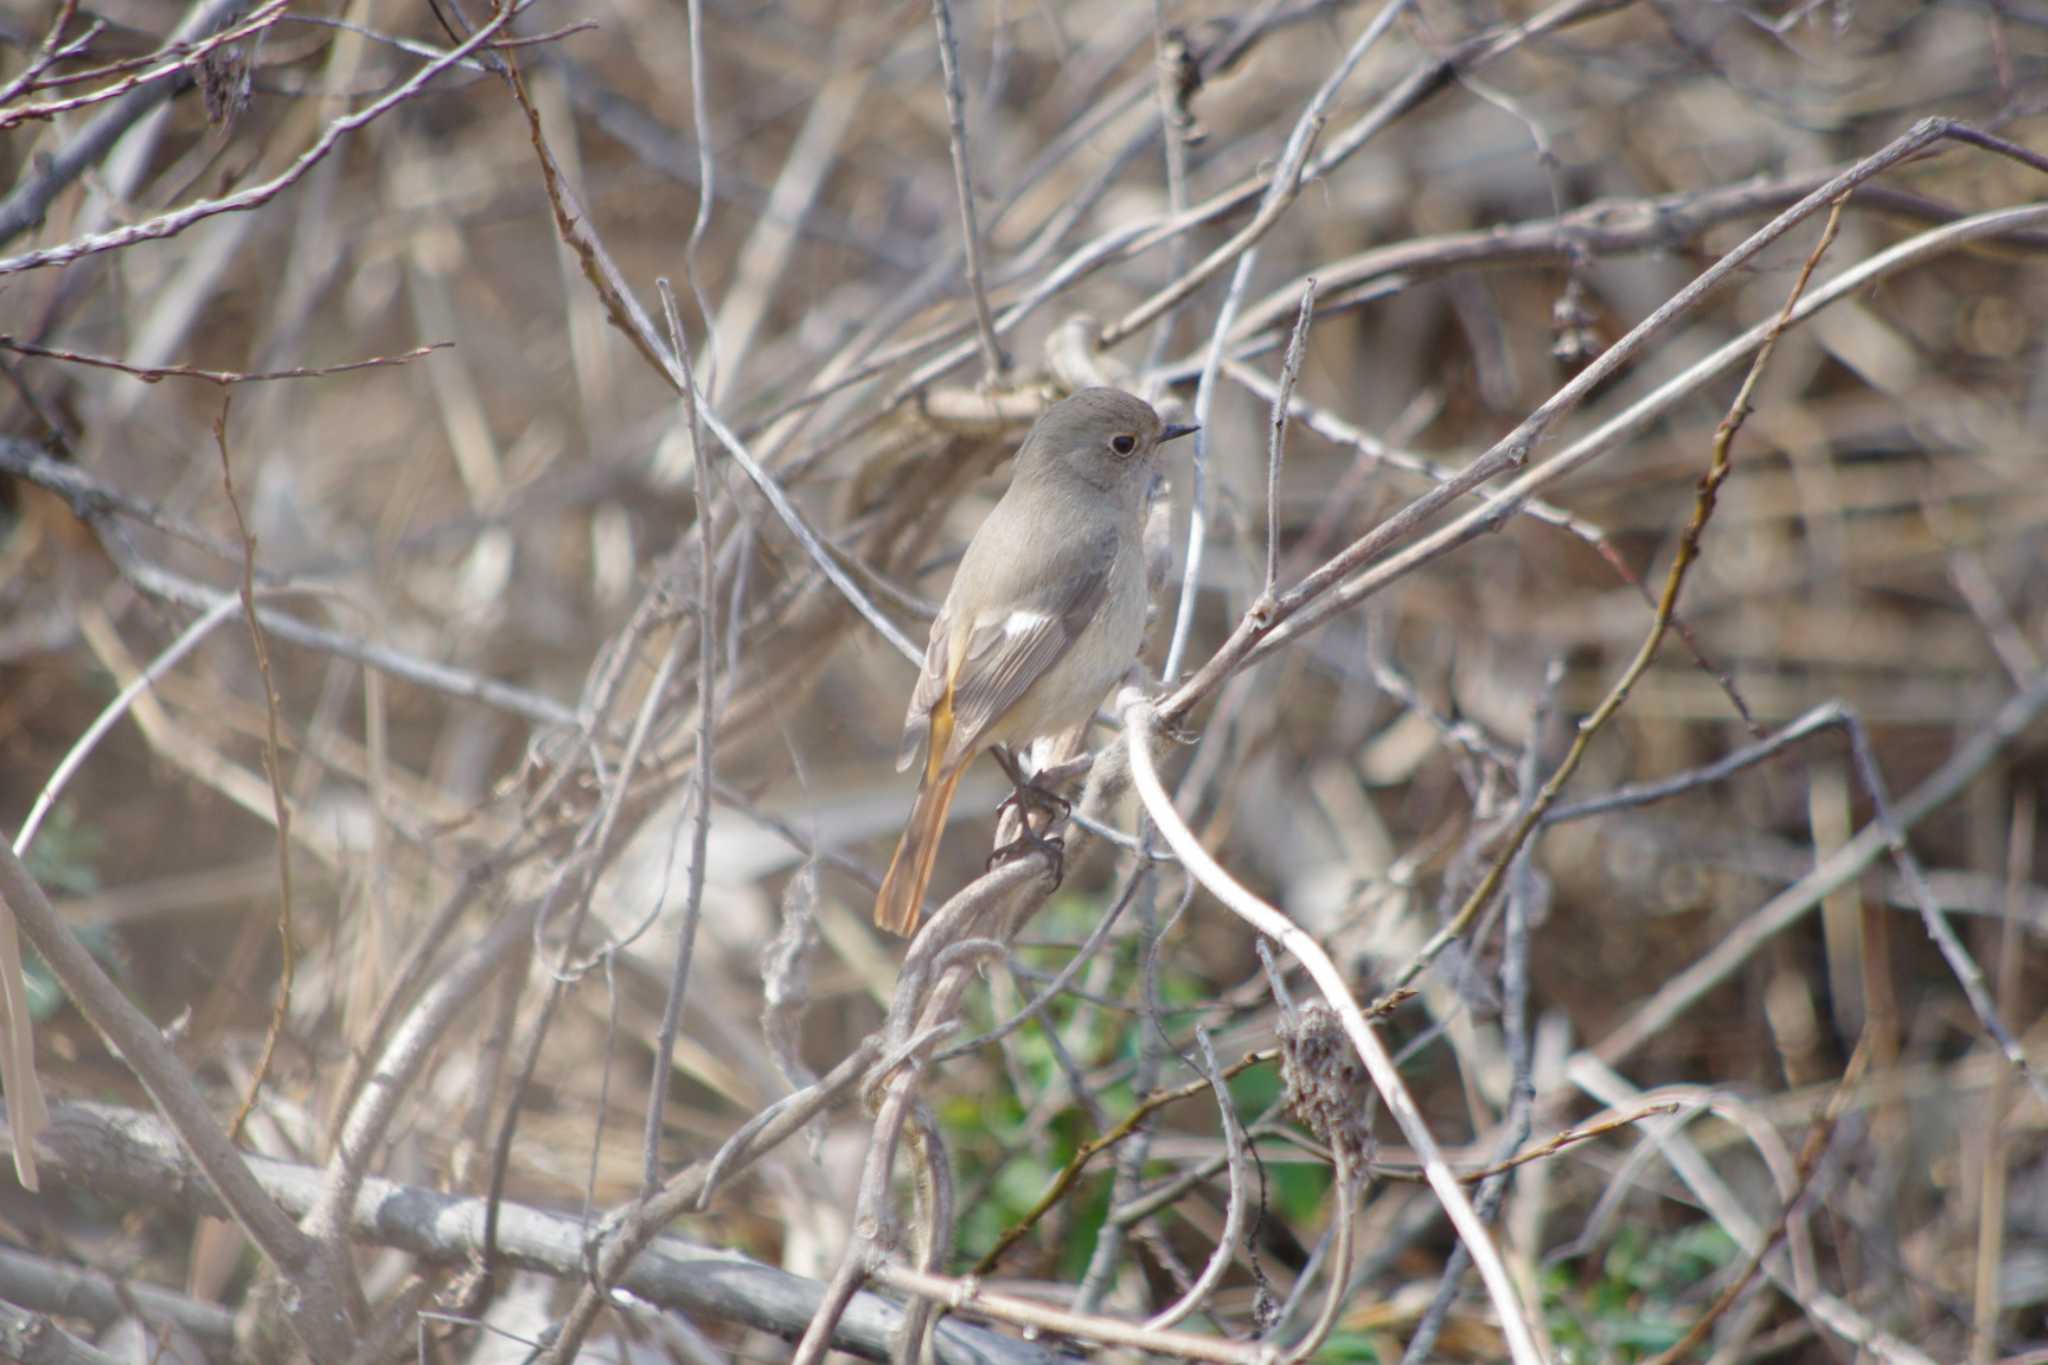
[874,388,1196,935]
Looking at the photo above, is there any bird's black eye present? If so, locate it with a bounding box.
[1110,433,1138,456]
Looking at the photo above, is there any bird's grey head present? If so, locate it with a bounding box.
[1016,387,1198,496]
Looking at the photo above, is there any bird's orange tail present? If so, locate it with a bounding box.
[873,765,967,935]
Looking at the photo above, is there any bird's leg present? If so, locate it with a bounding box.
[989,744,1071,826]
[986,744,1068,880]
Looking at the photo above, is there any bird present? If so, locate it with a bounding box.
[873,387,1197,935]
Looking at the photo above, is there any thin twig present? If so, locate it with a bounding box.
[936,871,1147,1065]
[679,0,719,386]
[1249,203,2048,669]
[309,902,537,1265]
[1140,3,1197,376]
[1402,700,1552,1365]
[1142,1028,1253,1331]
[1263,281,1316,596]
[777,0,1637,420]
[0,335,448,383]
[1281,1137,1355,1363]
[1566,1060,1931,1365]
[208,400,300,1154]
[1971,788,2032,1361]
[1220,359,1755,730]
[1838,708,2045,1104]
[0,0,89,106]
[13,595,242,856]
[640,281,720,1194]
[1073,872,1185,1314]
[928,0,1006,383]
[791,1058,922,1365]
[893,1097,955,1364]
[874,1263,1279,1364]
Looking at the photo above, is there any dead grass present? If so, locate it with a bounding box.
[1,1,2046,1361]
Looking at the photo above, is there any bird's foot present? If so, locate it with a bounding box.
[990,744,1073,827]
[996,779,1071,826]
[987,828,1066,882]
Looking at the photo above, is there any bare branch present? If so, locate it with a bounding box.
[0,850,359,1361]
[1120,692,1544,1365]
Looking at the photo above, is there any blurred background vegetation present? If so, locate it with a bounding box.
[2,0,2046,1361]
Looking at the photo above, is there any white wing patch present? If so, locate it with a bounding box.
[1002,609,1052,637]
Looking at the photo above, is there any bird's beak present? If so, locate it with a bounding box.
[1160,422,1199,444]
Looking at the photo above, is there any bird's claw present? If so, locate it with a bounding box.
[987,829,1066,882]
[997,781,1071,824]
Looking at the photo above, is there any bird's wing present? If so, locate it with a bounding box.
[896,623,953,772]
[897,526,1116,779]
